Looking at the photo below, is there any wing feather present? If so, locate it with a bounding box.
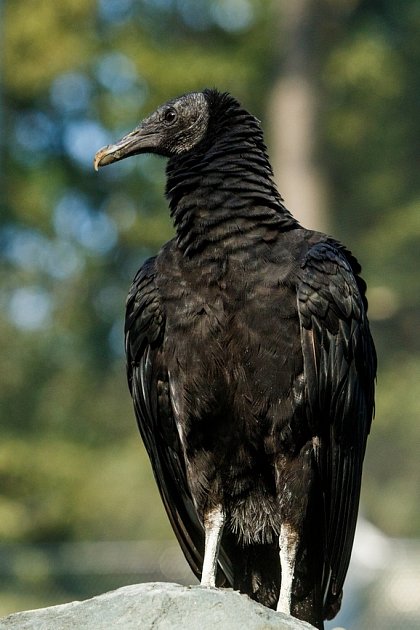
[125,257,233,585]
[125,258,205,578]
[297,241,376,616]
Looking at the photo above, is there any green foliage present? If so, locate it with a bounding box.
[1,0,277,579]
[1,0,419,612]
[320,1,420,535]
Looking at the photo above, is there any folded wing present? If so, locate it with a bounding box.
[297,241,376,617]
[125,256,234,585]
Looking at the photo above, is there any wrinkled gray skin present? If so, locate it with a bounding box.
[94,92,208,169]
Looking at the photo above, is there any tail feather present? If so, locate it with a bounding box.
[230,541,280,610]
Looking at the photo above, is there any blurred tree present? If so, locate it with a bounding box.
[0,0,419,614]
[268,0,329,231]
[1,0,277,548]
[320,0,420,536]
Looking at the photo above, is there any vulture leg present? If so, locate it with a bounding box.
[201,505,225,587]
[277,522,299,614]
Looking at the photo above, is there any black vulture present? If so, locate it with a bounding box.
[94,89,376,629]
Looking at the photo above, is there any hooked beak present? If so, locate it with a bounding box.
[94,125,157,171]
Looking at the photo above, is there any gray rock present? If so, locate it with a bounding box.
[0,582,316,629]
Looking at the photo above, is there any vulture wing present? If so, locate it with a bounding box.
[125,256,234,586]
[297,241,376,617]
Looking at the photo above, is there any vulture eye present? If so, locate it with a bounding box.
[163,107,177,124]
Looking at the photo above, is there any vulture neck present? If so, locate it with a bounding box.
[165,115,299,257]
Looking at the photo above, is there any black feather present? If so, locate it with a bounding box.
[117,90,376,629]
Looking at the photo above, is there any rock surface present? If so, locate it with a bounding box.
[0,582,316,629]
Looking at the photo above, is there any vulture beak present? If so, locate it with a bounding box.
[94,124,157,171]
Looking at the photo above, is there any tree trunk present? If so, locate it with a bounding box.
[268,0,328,232]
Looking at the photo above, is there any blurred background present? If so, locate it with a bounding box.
[0,0,419,628]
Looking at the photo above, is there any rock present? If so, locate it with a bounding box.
[0,582,316,629]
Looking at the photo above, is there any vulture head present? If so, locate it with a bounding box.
[94,91,214,169]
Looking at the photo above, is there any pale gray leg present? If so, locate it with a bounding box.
[277,522,299,614]
[201,505,225,588]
